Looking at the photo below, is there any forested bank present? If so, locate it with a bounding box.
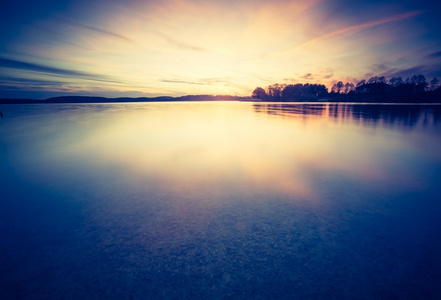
[252,75,441,102]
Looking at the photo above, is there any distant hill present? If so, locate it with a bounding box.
[0,95,251,104]
[44,96,174,103]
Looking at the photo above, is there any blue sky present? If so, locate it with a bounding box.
[1,0,440,99]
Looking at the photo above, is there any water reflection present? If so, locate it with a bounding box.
[254,103,441,127]
[1,102,441,298]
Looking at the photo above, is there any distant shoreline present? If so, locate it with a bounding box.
[1,94,441,104]
[0,95,252,104]
[1,97,441,105]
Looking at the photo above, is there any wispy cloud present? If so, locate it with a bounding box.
[0,57,120,84]
[156,32,206,52]
[161,77,229,85]
[1,57,87,76]
[161,79,206,85]
[300,73,314,80]
[283,71,333,83]
[2,0,440,98]
[60,18,134,43]
[0,76,64,87]
[380,65,427,78]
[280,11,422,55]
[426,51,441,59]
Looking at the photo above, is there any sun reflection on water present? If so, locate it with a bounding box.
[1,102,441,298]
[30,102,437,204]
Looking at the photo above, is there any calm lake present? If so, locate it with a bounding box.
[1,102,441,298]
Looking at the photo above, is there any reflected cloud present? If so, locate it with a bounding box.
[53,103,318,200]
[3,102,439,213]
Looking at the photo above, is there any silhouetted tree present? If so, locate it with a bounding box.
[367,76,377,84]
[252,87,267,100]
[367,76,386,84]
[331,81,344,94]
[267,84,283,101]
[281,84,302,100]
[430,77,440,91]
[411,75,427,92]
[309,84,328,97]
[251,73,440,103]
[356,80,366,88]
[331,82,354,94]
[355,80,393,95]
[389,77,404,87]
[279,83,328,101]
[344,82,355,94]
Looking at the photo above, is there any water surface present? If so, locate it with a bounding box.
[1,102,441,298]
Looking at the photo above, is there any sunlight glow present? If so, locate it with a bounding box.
[2,0,436,98]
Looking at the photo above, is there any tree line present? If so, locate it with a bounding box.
[252,75,441,102]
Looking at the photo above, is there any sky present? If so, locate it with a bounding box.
[1,0,440,99]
